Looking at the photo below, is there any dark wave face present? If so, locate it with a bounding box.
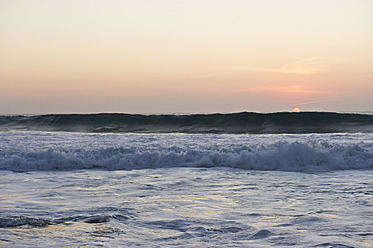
[1,112,373,134]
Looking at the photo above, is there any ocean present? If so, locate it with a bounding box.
[0,112,372,247]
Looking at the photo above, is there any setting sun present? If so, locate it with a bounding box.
[292,107,301,113]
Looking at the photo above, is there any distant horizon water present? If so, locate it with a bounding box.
[1,110,372,117]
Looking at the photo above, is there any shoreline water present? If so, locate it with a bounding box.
[1,119,372,247]
[1,168,372,247]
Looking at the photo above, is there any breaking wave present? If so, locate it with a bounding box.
[1,112,373,134]
[1,137,372,172]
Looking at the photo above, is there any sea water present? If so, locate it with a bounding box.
[0,131,372,247]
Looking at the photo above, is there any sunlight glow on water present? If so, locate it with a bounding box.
[1,168,372,247]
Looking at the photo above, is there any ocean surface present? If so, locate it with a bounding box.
[0,112,372,247]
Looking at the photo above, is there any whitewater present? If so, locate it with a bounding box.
[1,130,373,247]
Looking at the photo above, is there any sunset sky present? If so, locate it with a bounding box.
[1,0,372,114]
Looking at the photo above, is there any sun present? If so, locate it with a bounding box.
[292,107,301,113]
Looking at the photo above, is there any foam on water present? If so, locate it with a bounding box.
[1,131,372,247]
[1,132,372,172]
[1,168,372,247]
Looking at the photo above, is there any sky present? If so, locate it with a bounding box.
[1,0,372,114]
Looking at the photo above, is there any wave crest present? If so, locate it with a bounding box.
[1,112,373,134]
[1,140,372,172]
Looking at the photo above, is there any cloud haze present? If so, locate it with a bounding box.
[0,0,372,114]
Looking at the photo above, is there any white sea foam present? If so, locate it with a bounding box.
[2,131,372,247]
[1,168,372,247]
[1,132,372,172]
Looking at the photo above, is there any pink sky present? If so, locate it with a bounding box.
[1,0,372,114]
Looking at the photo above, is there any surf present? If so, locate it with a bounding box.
[1,132,372,172]
[1,112,373,134]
